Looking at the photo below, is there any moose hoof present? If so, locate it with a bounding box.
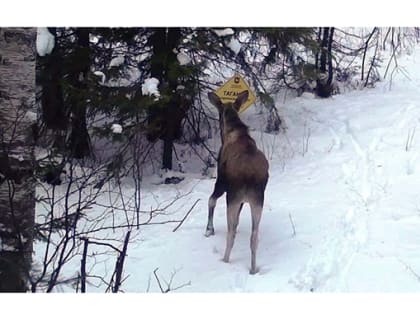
[249,267,259,275]
[222,257,229,263]
[204,229,214,237]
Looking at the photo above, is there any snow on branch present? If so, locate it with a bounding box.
[36,27,55,57]
[213,28,234,37]
[142,77,160,99]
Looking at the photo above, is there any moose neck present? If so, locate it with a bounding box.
[221,107,249,143]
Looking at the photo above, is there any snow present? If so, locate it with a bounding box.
[111,123,122,134]
[228,38,241,55]
[34,45,420,293]
[93,71,106,84]
[106,66,141,87]
[36,27,55,57]
[141,77,160,99]
[9,153,25,161]
[109,55,125,68]
[24,110,37,122]
[213,28,234,37]
[177,51,191,65]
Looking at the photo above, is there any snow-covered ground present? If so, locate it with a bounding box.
[35,46,420,293]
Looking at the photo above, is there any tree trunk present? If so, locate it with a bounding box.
[314,27,322,71]
[38,27,66,131]
[316,27,334,98]
[319,27,329,73]
[0,27,36,292]
[68,28,91,159]
[148,28,184,170]
[326,27,335,86]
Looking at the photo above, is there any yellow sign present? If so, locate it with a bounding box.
[215,74,256,113]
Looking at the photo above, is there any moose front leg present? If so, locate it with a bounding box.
[205,178,225,237]
[205,197,216,237]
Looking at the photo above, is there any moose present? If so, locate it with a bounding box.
[205,90,269,274]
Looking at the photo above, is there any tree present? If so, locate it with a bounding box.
[0,27,36,292]
[315,27,335,97]
[145,28,197,170]
[37,28,92,159]
[37,27,66,132]
[67,28,92,159]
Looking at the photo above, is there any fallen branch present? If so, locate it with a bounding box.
[289,212,296,237]
[153,267,191,293]
[153,268,166,293]
[399,258,420,282]
[172,199,201,232]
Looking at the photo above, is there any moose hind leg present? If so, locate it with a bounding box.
[249,202,263,275]
[205,180,225,237]
[223,201,241,263]
[233,203,243,238]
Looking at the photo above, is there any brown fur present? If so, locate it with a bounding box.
[205,90,269,274]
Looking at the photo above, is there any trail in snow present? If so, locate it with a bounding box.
[289,60,420,291]
[291,114,382,292]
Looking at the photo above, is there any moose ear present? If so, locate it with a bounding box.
[233,90,249,112]
[208,92,223,111]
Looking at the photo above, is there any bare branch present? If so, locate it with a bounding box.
[80,238,89,293]
[112,231,131,293]
[289,212,296,237]
[172,199,201,232]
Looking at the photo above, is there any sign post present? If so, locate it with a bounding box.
[215,74,256,113]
